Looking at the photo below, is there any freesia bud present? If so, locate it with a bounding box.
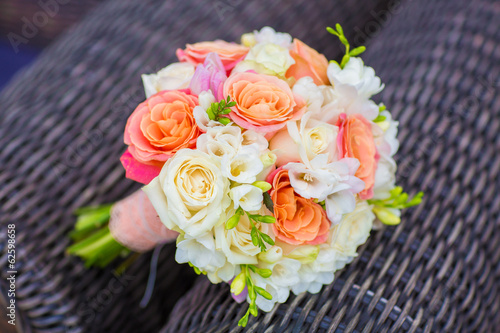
[373,206,401,225]
[252,181,272,192]
[258,246,283,263]
[230,272,246,295]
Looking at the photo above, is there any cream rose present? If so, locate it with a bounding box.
[143,149,231,237]
[234,43,295,77]
[329,200,375,257]
[141,62,196,98]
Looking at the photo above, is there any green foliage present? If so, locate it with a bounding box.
[246,212,276,251]
[206,95,236,125]
[237,264,273,327]
[327,23,366,68]
[369,187,424,225]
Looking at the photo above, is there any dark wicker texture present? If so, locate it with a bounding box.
[160,0,500,332]
[0,0,391,332]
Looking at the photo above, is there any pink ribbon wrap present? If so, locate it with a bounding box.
[109,190,178,252]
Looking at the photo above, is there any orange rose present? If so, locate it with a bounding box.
[267,168,330,245]
[336,114,378,199]
[224,72,305,133]
[286,39,329,85]
[122,90,201,183]
[176,40,249,71]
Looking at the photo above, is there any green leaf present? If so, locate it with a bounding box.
[349,46,366,56]
[255,286,273,300]
[263,192,274,213]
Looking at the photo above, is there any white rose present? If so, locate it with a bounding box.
[234,43,295,76]
[193,91,225,132]
[270,112,339,166]
[221,146,264,184]
[330,201,375,257]
[143,149,231,238]
[327,57,384,98]
[229,184,263,212]
[142,62,195,98]
[214,208,272,265]
[241,26,292,49]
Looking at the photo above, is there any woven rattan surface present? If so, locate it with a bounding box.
[0,0,391,332]
[160,0,500,332]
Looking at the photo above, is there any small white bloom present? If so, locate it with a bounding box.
[222,146,264,184]
[241,26,292,49]
[315,84,379,122]
[193,91,224,132]
[197,124,242,159]
[292,77,324,114]
[330,200,375,257]
[234,42,295,76]
[229,184,263,212]
[327,57,384,99]
[291,245,336,294]
[257,245,283,264]
[241,129,269,153]
[175,233,226,273]
[142,62,195,98]
[143,149,231,238]
[372,153,397,200]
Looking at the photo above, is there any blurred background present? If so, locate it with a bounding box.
[0,0,103,90]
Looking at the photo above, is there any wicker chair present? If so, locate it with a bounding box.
[160,0,500,332]
[0,0,393,332]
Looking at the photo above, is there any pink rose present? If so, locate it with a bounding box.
[223,72,306,133]
[121,90,201,184]
[286,39,329,85]
[176,40,249,71]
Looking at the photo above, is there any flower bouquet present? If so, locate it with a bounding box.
[67,25,422,326]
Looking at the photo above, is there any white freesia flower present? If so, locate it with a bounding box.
[270,112,339,166]
[327,57,384,98]
[241,26,292,49]
[229,184,263,212]
[372,154,397,200]
[330,200,375,257]
[214,208,272,265]
[197,124,242,159]
[143,149,231,238]
[175,233,226,273]
[142,62,196,98]
[241,129,269,153]
[316,84,379,122]
[291,245,336,294]
[193,90,225,132]
[376,110,399,156]
[222,146,264,184]
[234,43,295,76]
[284,154,364,206]
[292,77,324,114]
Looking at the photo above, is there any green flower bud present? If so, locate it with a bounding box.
[286,245,320,263]
[373,206,401,225]
[230,272,246,295]
[252,181,272,192]
[258,246,283,264]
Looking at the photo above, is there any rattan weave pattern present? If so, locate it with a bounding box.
[0,0,391,332]
[160,0,500,332]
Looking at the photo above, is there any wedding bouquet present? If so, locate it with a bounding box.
[68,25,422,326]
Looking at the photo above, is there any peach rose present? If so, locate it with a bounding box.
[176,40,249,71]
[286,39,329,85]
[336,114,378,199]
[122,90,201,184]
[267,168,330,245]
[224,72,306,133]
